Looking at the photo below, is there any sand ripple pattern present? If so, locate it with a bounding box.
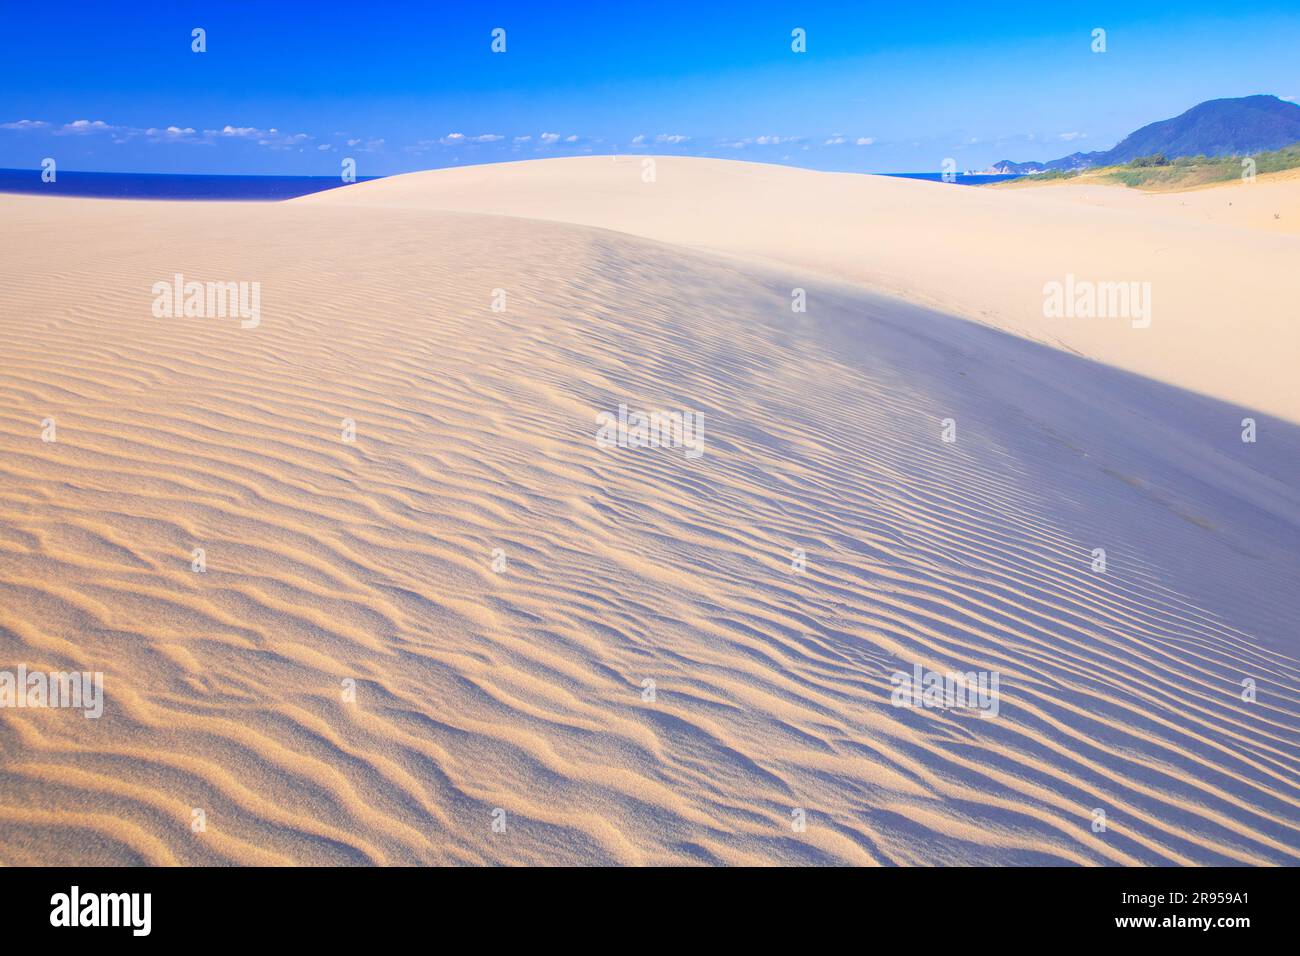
[0,197,1297,864]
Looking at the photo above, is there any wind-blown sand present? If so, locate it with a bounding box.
[0,158,1297,865]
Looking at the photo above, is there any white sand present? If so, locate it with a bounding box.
[0,160,1297,865]
[301,156,1300,422]
[1000,168,1300,236]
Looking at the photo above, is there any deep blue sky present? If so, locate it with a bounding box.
[2,1,1297,175]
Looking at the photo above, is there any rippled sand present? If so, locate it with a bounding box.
[0,160,1297,865]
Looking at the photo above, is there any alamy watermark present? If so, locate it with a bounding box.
[890,662,1000,719]
[596,403,705,459]
[50,886,150,936]
[152,273,261,328]
[0,665,103,718]
[1043,273,1151,328]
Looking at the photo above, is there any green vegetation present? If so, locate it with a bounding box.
[1127,153,1172,167]
[1104,141,1300,188]
[1020,168,1082,182]
[988,141,1300,191]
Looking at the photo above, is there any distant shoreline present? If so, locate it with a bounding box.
[879,171,1024,186]
[0,168,379,201]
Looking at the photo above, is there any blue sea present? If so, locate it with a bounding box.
[882,172,1023,186]
[0,168,379,200]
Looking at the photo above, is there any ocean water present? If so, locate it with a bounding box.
[0,168,379,200]
[882,172,1023,186]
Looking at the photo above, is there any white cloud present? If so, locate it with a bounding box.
[539,132,561,144]
[719,135,804,149]
[1058,131,1086,141]
[513,135,532,143]
[630,133,646,145]
[855,137,875,146]
[254,130,311,149]
[203,125,312,148]
[59,119,115,135]
[824,135,847,145]
[655,133,689,144]
[57,119,206,144]
[15,116,323,150]
[142,126,204,143]
[211,125,260,138]
[438,132,503,145]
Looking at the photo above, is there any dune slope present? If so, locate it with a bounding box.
[299,156,1300,423]
[0,182,1297,865]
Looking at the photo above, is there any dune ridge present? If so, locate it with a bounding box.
[299,156,1300,423]
[0,161,1297,865]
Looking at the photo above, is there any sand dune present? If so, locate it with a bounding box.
[0,159,1297,865]
[300,156,1300,423]
[996,168,1300,236]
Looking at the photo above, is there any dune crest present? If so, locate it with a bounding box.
[300,156,1300,423]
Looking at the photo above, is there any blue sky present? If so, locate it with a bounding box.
[2,1,1297,176]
